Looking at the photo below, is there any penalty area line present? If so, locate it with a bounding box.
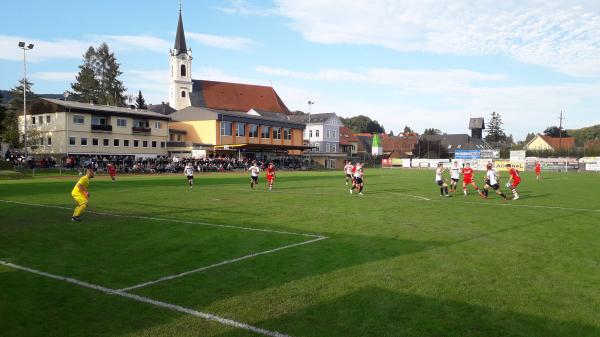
[0,199,323,238]
[0,260,294,337]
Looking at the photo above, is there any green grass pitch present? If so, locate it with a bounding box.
[1,169,599,337]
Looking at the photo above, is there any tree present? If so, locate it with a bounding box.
[135,90,148,109]
[524,132,536,144]
[1,79,39,149]
[423,128,441,136]
[70,43,126,106]
[403,126,414,133]
[388,130,394,137]
[484,111,507,142]
[0,92,6,136]
[543,126,568,138]
[341,115,385,134]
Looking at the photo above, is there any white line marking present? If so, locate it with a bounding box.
[0,199,322,238]
[117,236,327,292]
[388,192,431,201]
[0,260,293,337]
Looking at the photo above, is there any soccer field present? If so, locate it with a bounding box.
[1,169,599,337]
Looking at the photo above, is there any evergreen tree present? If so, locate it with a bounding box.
[388,130,394,137]
[543,126,568,137]
[0,92,6,136]
[135,90,148,109]
[524,132,536,143]
[1,79,38,148]
[423,128,441,136]
[403,125,414,133]
[71,46,100,103]
[96,43,127,106]
[484,111,507,142]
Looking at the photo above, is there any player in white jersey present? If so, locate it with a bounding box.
[435,163,449,197]
[248,161,260,190]
[349,162,364,195]
[343,161,354,185]
[483,163,508,200]
[449,161,461,192]
[184,162,195,189]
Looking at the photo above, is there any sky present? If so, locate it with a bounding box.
[1,0,599,140]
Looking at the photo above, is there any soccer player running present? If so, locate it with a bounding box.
[184,162,194,189]
[107,162,117,182]
[449,161,461,192]
[266,162,276,191]
[343,160,354,185]
[535,161,542,180]
[71,167,95,221]
[349,162,364,195]
[461,163,483,197]
[506,163,521,200]
[249,161,260,190]
[483,164,508,200]
[435,163,449,197]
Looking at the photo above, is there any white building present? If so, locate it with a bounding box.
[288,113,346,168]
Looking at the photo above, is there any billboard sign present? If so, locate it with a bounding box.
[455,150,481,159]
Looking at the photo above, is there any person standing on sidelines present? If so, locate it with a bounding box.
[449,161,461,192]
[107,162,117,182]
[535,161,542,180]
[343,160,354,185]
[71,167,95,222]
[266,162,276,191]
[184,162,195,189]
[249,161,260,190]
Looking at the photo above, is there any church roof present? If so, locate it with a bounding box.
[173,11,187,55]
[469,117,485,130]
[189,80,290,114]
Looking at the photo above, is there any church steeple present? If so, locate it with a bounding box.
[174,5,187,55]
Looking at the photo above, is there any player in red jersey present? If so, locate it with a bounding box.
[107,162,117,182]
[266,162,276,191]
[534,161,542,180]
[505,164,521,200]
[461,163,483,197]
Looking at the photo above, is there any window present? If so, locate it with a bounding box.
[103,139,109,146]
[309,130,312,138]
[314,143,320,152]
[176,134,182,141]
[47,136,52,146]
[134,140,139,147]
[316,130,320,137]
[332,143,337,152]
[261,126,271,139]
[46,115,51,124]
[332,130,336,139]
[273,127,281,140]
[249,124,258,138]
[154,121,162,129]
[40,137,44,146]
[220,121,232,136]
[284,128,291,140]
[326,143,331,152]
[152,141,157,148]
[31,116,36,124]
[117,118,127,127]
[236,123,246,137]
[143,140,148,148]
[124,139,129,147]
[133,120,149,128]
[92,138,99,146]
[327,130,331,138]
[69,137,76,146]
[113,139,120,147]
[91,116,107,125]
[180,64,186,77]
[160,141,166,148]
[73,115,84,124]
[81,138,88,146]
[181,91,186,98]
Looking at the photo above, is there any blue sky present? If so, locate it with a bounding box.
[1,0,599,140]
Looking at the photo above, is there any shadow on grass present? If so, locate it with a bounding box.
[217,287,600,337]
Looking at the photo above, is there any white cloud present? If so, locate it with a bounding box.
[186,32,260,51]
[30,71,76,82]
[274,1,600,76]
[214,0,278,16]
[99,35,171,53]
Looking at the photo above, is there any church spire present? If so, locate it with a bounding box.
[174,2,187,55]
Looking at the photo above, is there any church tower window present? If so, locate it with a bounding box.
[181,64,186,77]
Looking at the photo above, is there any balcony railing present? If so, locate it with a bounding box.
[91,124,112,132]
[167,141,187,147]
[132,126,151,134]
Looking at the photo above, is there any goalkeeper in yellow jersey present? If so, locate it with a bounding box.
[71,167,95,221]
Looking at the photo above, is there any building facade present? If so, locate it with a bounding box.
[289,113,345,168]
[22,98,170,159]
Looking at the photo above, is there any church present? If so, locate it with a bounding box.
[150,8,309,159]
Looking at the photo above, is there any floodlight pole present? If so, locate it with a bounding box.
[19,42,34,154]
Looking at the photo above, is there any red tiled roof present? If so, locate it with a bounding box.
[194,80,290,114]
[339,126,358,145]
[382,136,419,154]
[540,135,576,150]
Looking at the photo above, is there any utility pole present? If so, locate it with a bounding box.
[558,110,566,171]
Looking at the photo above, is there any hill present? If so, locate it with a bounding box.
[567,124,600,146]
[0,90,63,104]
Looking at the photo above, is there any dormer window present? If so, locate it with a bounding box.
[180,64,186,77]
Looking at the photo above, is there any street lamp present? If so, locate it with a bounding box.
[307,101,315,165]
[18,41,34,153]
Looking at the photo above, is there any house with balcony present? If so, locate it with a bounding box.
[21,98,170,160]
